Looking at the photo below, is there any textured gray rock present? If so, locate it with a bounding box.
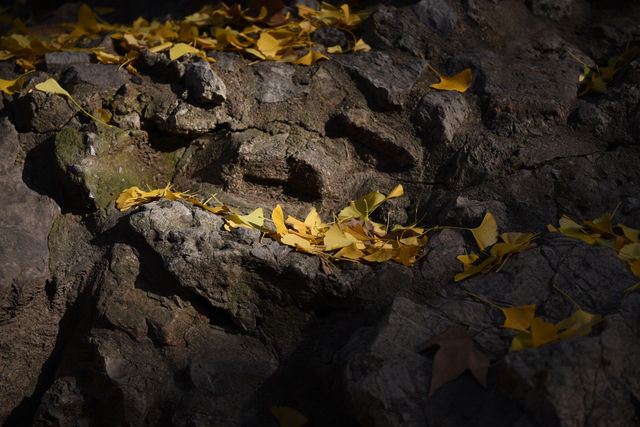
[184,60,227,105]
[334,51,426,110]
[44,51,93,72]
[413,91,469,143]
[60,64,129,88]
[254,62,307,103]
[310,26,348,49]
[413,0,458,37]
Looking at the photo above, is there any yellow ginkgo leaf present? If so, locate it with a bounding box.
[618,243,640,263]
[353,38,371,52]
[363,249,395,263]
[269,406,308,427]
[324,224,353,251]
[334,243,365,260]
[500,305,536,332]
[618,224,639,243]
[469,212,498,252]
[169,43,201,60]
[35,78,112,127]
[256,32,281,58]
[530,316,559,348]
[293,50,328,65]
[0,73,28,95]
[456,253,479,270]
[224,208,265,230]
[280,233,317,254]
[584,212,614,235]
[327,45,343,54]
[428,64,472,93]
[556,309,602,340]
[272,204,288,236]
[149,41,173,53]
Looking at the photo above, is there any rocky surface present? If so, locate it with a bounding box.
[1,0,640,426]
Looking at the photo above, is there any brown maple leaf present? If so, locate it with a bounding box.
[418,326,492,396]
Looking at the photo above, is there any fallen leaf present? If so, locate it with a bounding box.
[469,212,498,252]
[269,405,308,427]
[0,72,29,95]
[169,42,202,60]
[556,309,602,340]
[272,204,288,236]
[428,64,472,93]
[418,326,492,396]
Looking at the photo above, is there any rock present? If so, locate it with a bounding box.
[33,377,87,426]
[44,51,93,72]
[163,102,224,134]
[412,0,458,37]
[360,5,429,56]
[184,60,227,105]
[337,108,421,169]
[53,126,180,213]
[60,64,129,88]
[526,0,573,21]
[137,49,185,81]
[413,91,469,143]
[310,27,348,49]
[111,111,141,129]
[0,118,60,292]
[338,234,640,427]
[334,51,426,110]
[254,62,307,103]
[11,90,76,132]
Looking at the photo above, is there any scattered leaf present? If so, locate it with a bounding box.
[469,212,498,252]
[0,72,29,94]
[272,204,288,236]
[169,42,202,60]
[428,64,472,92]
[269,405,308,427]
[418,326,492,396]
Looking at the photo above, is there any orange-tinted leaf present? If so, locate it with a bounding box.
[428,64,472,92]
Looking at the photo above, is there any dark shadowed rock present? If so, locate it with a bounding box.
[184,60,227,105]
[12,90,76,132]
[45,51,93,72]
[310,26,348,49]
[361,5,429,56]
[337,108,421,168]
[137,49,185,81]
[526,0,574,20]
[334,51,426,110]
[412,0,458,37]
[413,91,469,143]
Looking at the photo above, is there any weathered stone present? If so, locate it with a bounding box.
[413,91,469,143]
[254,62,307,103]
[334,51,426,110]
[412,0,458,37]
[526,0,573,20]
[137,49,185,81]
[337,108,421,168]
[11,90,76,132]
[44,51,93,72]
[184,60,227,105]
[0,118,60,292]
[310,26,348,49]
[111,111,141,129]
[360,5,429,56]
[60,64,129,88]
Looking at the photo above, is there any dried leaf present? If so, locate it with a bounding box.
[225,208,265,230]
[556,309,602,340]
[293,49,328,65]
[353,38,371,52]
[323,224,353,251]
[0,73,28,95]
[272,204,288,236]
[269,405,308,427]
[500,305,536,332]
[418,326,492,396]
[428,64,472,93]
[169,42,202,60]
[469,212,498,252]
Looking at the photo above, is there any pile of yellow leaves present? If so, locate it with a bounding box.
[117,183,428,267]
[0,2,373,73]
[548,211,640,292]
[454,213,538,281]
[571,45,640,96]
[466,286,602,352]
